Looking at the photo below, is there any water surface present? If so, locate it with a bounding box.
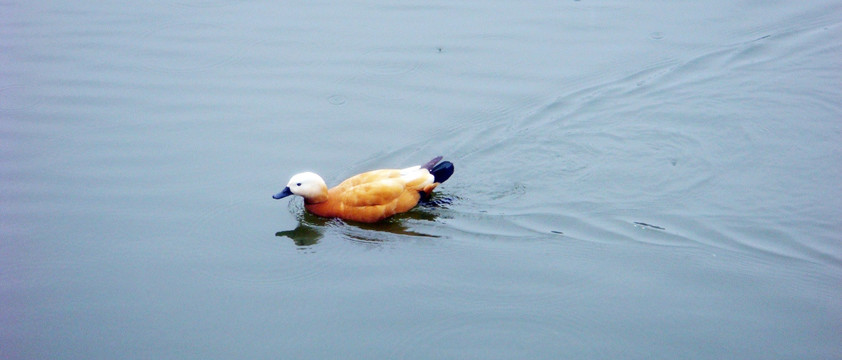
[2,0,841,359]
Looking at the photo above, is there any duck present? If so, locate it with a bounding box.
[273,156,454,223]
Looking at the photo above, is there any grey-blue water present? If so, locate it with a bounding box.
[2,1,840,359]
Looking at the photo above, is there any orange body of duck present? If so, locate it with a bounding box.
[273,156,454,223]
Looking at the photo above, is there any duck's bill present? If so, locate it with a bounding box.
[272,187,293,199]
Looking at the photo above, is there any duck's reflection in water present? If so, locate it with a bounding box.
[275,197,451,247]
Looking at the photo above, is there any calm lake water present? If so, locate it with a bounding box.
[2,0,841,359]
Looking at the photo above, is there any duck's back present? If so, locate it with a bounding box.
[304,168,436,223]
[335,169,402,189]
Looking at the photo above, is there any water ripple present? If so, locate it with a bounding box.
[134,22,255,73]
[172,0,236,8]
[391,314,596,359]
[186,198,333,286]
[360,47,421,76]
[0,84,42,111]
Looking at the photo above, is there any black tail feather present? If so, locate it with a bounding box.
[431,161,454,184]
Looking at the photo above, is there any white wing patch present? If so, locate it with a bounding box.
[399,165,421,175]
[399,165,434,188]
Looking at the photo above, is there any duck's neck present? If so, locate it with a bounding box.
[304,188,329,204]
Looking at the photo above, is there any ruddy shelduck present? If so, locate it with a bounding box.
[273,156,454,223]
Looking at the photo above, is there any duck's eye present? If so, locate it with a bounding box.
[296,183,302,187]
